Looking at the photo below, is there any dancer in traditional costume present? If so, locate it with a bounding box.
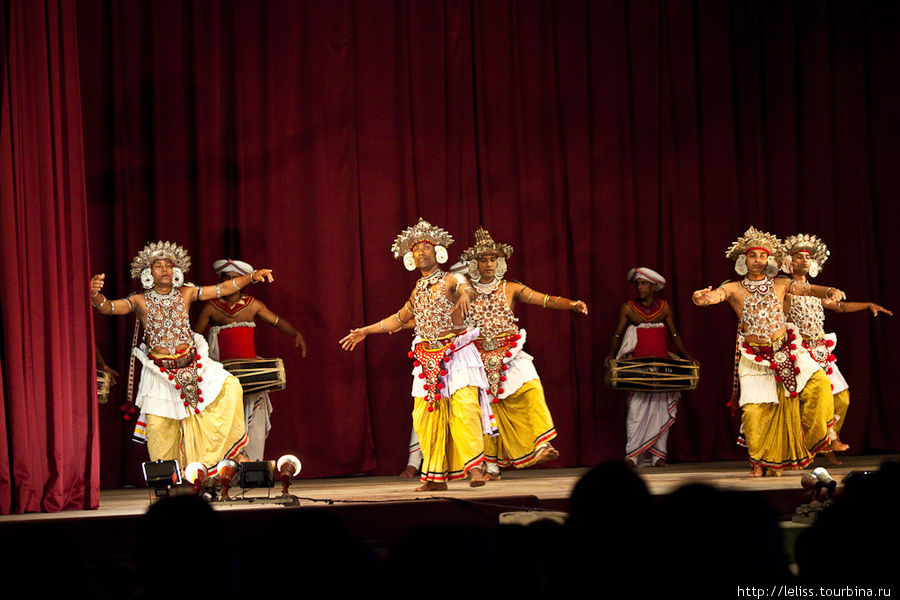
[460,227,587,478]
[691,227,845,476]
[89,242,275,475]
[780,234,892,463]
[607,267,692,467]
[194,258,307,460]
[340,219,490,491]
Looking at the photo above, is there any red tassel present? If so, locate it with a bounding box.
[436,382,444,390]
[449,344,456,351]
[754,356,763,362]
[408,351,415,359]
[825,339,835,347]
[184,401,189,407]
[427,404,434,412]
[501,365,509,371]
[827,368,833,375]
[795,367,800,374]
[500,376,507,381]
[168,374,174,380]
[197,363,203,369]
[175,384,181,390]
[195,354,201,360]
[413,360,420,367]
[159,366,166,373]
[418,373,425,379]
[510,343,518,348]
[504,351,512,358]
[198,397,204,402]
[197,376,203,382]
[123,414,131,421]
[514,334,522,340]
[492,398,500,404]
[194,408,200,414]
[440,369,447,376]
[498,388,504,394]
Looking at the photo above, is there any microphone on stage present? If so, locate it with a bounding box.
[277,454,302,496]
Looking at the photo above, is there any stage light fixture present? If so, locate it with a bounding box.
[184,462,209,494]
[141,459,181,498]
[215,459,240,500]
[276,454,302,496]
[237,460,276,489]
[812,467,837,497]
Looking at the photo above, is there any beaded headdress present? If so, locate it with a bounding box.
[725,227,781,277]
[130,241,191,288]
[459,227,513,282]
[781,233,830,277]
[391,218,454,271]
[459,227,513,261]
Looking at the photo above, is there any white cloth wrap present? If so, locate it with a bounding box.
[410,327,491,433]
[206,321,257,362]
[824,332,849,394]
[737,323,820,406]
[625,391,679,464]
[132,333,233,420]
[477,329,539,409]
[615,323,664,359]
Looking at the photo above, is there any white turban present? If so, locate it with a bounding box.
[627,267,666,291]
[213,258,253,276]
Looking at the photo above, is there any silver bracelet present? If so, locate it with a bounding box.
[216,283,222,298]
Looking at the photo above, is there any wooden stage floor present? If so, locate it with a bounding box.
[1,454,896,567]
[2,453,896,522]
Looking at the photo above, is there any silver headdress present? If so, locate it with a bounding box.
[725,227,782,277]
[391,218,455,271]
[459,227,513,282]
[130,241,191,288]
[781,233,830,277]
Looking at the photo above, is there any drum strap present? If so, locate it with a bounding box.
[127,316,141,407]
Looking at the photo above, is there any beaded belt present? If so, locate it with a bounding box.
[741,331,801,397]
[801,335,835,373]
[151,346,196,370]
[150,346,206,413]
[475,333,521,403]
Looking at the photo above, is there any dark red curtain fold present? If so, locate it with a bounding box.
[0,0,98,513]
[64,0,900,488]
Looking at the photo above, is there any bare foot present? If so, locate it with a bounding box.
[415,481,448,492]
[468,468,489,487]
[399,465,419,478]
[824,451,843,466]
[747,463,763,477]
[535,445,560,465]
[486,471,501,481]
[653,458,669,467]
[830,439,850,452]
[625,459,637,469]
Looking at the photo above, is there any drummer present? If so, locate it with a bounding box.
[606,267,693,468]
[194,259,307,461]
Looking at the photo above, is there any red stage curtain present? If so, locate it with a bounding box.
[0,0,99,513]
[71,0,900,487]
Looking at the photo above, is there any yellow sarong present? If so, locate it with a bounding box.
[833,389,850,436]
[145,376,247,473]
[483,379,557,469]
[798,370,835,455]
[413,386,484,483]
[742,391,811,472]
